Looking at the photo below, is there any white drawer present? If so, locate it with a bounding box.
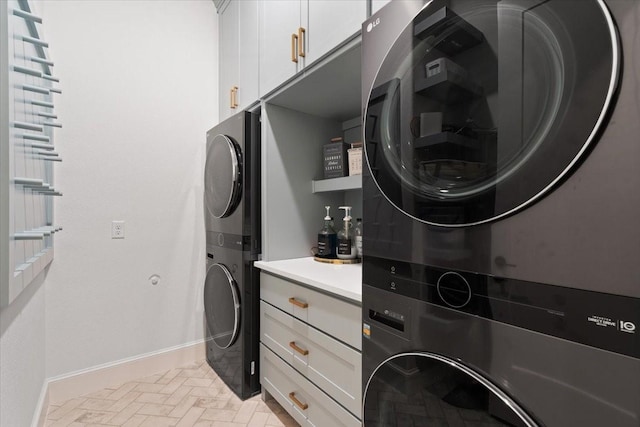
[260,301,361,417]
[260,343,361,427]
[260,272,361,350]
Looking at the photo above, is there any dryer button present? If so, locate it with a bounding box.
[437,272,471,309]
[217,233,224,247]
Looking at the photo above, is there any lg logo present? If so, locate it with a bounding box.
[367,17,380,32]
[620,320,636,333]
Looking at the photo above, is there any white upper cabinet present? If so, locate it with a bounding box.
[259,0,302,98]
[305,0,366,64]
[259,0,366,97]
[219,0,259,120]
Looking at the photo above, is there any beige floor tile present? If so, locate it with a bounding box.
[176,406,206,427]
[109,383,139,401]
[178,368,205,378]
[75,410,116,424]
[80,398,117,411]
[164,385,194,406]
[138,415,179,426]
[211,423,247,427]
[108,391,142,413]
[184,377,214,387]
[247,411,270,427]
[86,388,119,400]
[47,398,86,421]
[157,368,182,385]
[194,397,230,409]
[122,414,147,427]
[232,400,259,423]
[137,374,164,384]
[160,377,188,394]
[49,408,86,427]
[168,395,199,418]
[106,402,145,425]
[200,408,237,422]
[45,359,297,427]
[135,382,168,393]
[136,392,169,404]
[190,387,222,398]
[137,403,175,417]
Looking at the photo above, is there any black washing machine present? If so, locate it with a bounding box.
[204,110,261,399]
[361,1,640,426]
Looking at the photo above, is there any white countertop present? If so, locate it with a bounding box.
[254,257,362,303]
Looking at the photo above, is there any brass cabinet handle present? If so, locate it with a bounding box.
[289,392,309,410]
[298,27,306,57]
[231,86,238,108]
[288,297,308,308]
[291,33,298,63]
[289,341,309,356]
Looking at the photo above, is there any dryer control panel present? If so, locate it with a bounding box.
[364,256,640,359]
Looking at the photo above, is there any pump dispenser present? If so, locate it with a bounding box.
[354,218,363,258]
[337,206,356,259]
[317,206,337,258]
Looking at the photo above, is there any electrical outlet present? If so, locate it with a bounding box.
[111,221,125,239]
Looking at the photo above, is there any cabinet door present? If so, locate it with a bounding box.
[259,0,302,97]
[305,0,366,64]
[237,0,259,110]
[218,0,239,120]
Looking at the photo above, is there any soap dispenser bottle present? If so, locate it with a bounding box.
[354,218,363,258]
[337,206,356,259]
[317,206,337,258]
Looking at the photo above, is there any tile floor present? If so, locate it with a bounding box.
[44,359,299,427]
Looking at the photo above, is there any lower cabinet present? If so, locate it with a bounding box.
[259,271,362,425]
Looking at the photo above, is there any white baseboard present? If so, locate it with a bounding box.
[44,339,206,409]
[31,381,50,427]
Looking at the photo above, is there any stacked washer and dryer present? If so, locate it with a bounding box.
[361,1,640,426]
[203,111,261,399]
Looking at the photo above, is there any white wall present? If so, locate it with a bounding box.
[0,273,47,427]
[1,1,218,424]
[40,0,218,379]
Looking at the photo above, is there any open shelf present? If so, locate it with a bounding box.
[413,7,484,56]
[312,174,362,193]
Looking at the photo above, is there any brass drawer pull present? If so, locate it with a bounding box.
[289,341,309,356]
[298,27,306,57]
[291,33,298,63]
[289,392,308,410]
[288,297,308,308]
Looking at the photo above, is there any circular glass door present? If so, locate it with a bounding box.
[205,134,242,219]
[365,0,619,226]
[204,263,240,349]
[364,353,538,426]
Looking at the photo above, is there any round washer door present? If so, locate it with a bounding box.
[364,0,619,227]
[364,353,538,427]
[205,134,242,219]
[204,263,240,349]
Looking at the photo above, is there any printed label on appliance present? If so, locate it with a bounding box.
[587,315,616,328]
[619,320,636,334]
[362,323,371,339]
[587,315,636,334]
